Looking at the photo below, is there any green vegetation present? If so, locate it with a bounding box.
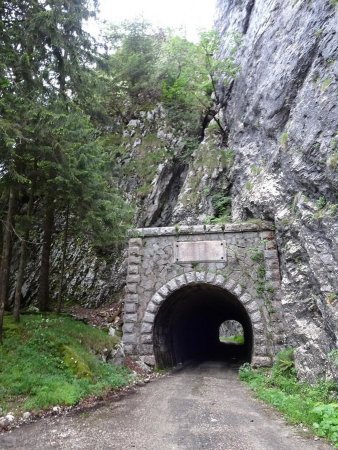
[220,334,245,344]
[0,314,131,413]
[280,132,289,148]
[239,349,338,447]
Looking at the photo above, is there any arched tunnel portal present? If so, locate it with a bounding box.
[123,224,285,368]
[153,284,253,368]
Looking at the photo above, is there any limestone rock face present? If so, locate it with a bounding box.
[210,0,338,382]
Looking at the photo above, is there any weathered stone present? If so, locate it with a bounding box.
[126,274,141,284]
[124,303,137,314]
[124,313,137,323]
[124,344,134,355]
[128,264,139,275]
[129,246,141,257]
[252,357,272,367]
[123,323,135,333]
[126,294,138,304]
[143,312,155,323]
[147,302,158,313]
[128,255,141,265]
[141,333,153,344]
[240,293,252,305]
[185,272,196,284]
[214,275,225,287]
[126,284,137,294]
[123,334,137,345]
[141,321,153,334]
[129,238,143,247]
[152,292,164,305]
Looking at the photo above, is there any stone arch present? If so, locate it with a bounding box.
[140,271,270,367]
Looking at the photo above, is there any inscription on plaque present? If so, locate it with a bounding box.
[174,241,226,263]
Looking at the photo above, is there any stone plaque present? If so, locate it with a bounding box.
[174,241,226,263]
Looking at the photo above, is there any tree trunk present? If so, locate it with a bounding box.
[56,203,69,314]
[13,187,34,322]
[38,199,55,312]
[0,187,16,343]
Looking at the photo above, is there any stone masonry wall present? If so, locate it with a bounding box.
[123,222,284,367]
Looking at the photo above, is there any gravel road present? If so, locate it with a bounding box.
[0,361,333,450]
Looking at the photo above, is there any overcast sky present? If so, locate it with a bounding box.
[93,0,217,41]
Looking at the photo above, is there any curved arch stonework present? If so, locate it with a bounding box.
[122,223,285,367]
[140,272,270,367]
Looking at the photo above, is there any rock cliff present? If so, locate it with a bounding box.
[210,0,338,381]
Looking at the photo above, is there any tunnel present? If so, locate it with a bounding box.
[153,284,253,368]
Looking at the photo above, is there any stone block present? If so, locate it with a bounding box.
[123,333,137,344]
[147,302,158,313]
[126,294,138,304]
[252,356,272,367]
[126,283,137,294]
[124,313,137,323]
[127,274,141,284]
[255,345,268,356]
[206,272,217,284]
[246,302,259,314]
[128,255,141,265]
[265,240,277,250]
[141,334,153,344]
[152,292,164,305]
[185,272,196,284]
[260,231,275,241]
[143,312,155,323]
[124,303,137,314]
[175,274,187,286]
[250,310,262,323]
[167,279,179,292]
[129,246,141,256]
[129,238,143,247]
[128,265,139,275]
[233,285,243,296]
[264,249,278,260]
[240,293,252,305]
[195,272,207,283]
[158,285,171,298]
[252,321,264,332]
[141,344,153,355]
[214,275,225,287]
[142,356,155,366]
[224,279,237,292]
[124,344,134,355]
[123,323,135,333]
[141,322,153,333]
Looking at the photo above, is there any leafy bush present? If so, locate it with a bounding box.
[312,403,338,443]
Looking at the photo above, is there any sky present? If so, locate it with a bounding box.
[93,0,218,41]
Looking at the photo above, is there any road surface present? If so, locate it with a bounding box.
[0,361,332,449]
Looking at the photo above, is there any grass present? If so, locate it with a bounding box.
[220,335,245,344]
[0,314,131,415]
[239,349,338,447]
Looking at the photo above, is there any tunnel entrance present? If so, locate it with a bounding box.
[153,284,253,368]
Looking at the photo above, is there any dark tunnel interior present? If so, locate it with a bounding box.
[153,284,253,368]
